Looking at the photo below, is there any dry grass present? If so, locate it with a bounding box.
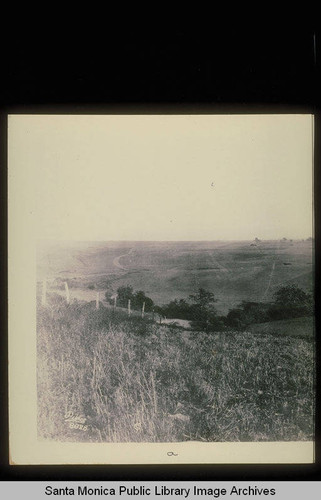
[37,296,314,443]
[247,316,314,339]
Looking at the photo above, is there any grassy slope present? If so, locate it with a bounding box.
[37,298,314,443]
[248,317,314,339]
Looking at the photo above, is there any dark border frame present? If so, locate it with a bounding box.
[1,29,320,482]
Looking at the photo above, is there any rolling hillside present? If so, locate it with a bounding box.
[37,239,313,314]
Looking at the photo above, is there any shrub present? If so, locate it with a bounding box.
[225,302,270,329]
[132,290,154,312]
[106,285,154,312]
[268,285,313,320]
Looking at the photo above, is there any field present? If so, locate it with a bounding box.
[38,239,313,314]
[248,316,314,339]
[37,298,314,443]
[37,239,314,443]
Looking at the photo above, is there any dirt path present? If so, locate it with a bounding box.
[113,248,134,270]
[212,257,230,273]
[261,241,280,300]
[262,261,276,300]
[210,251,230,274]
[272,270,312,288]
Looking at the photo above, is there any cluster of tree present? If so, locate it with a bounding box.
[225,301,270,329]
[225,286,313,329]
[106,285,154,312]
[157,284,313,332]
[156,288,226,332]
[105,283,313,332]
[268,284,313,320]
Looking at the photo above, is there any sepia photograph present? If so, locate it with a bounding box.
[8,114,314,463]
[37,237,314,444]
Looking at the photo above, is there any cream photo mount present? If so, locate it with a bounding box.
[8,114,315,465]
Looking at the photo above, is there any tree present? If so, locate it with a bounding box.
[269,285,313,320]
[188,288,218,332]
[189,288,216,309]
[225,301,269,329]
[132,290,154,312]
[273,285,312,308]
[154,305,165,317]
[107,285,155,312]
[115,285,134,307]
[160,298,197,320]
[225,308,244,329]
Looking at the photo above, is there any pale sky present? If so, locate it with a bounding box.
[9,114,313,241]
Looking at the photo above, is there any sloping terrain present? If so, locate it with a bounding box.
[248,316,314,339]
[37,300,314,443]
[37,239,313,314]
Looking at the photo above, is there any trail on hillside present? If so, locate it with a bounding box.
[273,270,312,288]
[261,241,280,300]
[210,250,230,274]
[113,248,134,270]
[262,261,276,300]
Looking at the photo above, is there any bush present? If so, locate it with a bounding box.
[131,290,154,312]
[106,285,154,312]
[160,288,221,332]
[113,285,134,307]
[159,299,195,320]
[225,287,313,328]
[268,285,313,321]
[225,302,270,330]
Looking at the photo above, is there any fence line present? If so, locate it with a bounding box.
[39,286,163,322]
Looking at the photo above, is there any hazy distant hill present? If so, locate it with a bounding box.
[37,240,313,314]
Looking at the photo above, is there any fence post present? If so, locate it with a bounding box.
[61,353,65,381]
[96,292,100,310]
[92,355,96,388]
[141,301,145,318]
[41,279,47,306]
[113,295,117,311]
[64,282,70,304]
[128,299,131,317]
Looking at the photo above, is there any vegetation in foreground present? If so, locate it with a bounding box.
[37,295,314,443]
[156,284,314,331]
